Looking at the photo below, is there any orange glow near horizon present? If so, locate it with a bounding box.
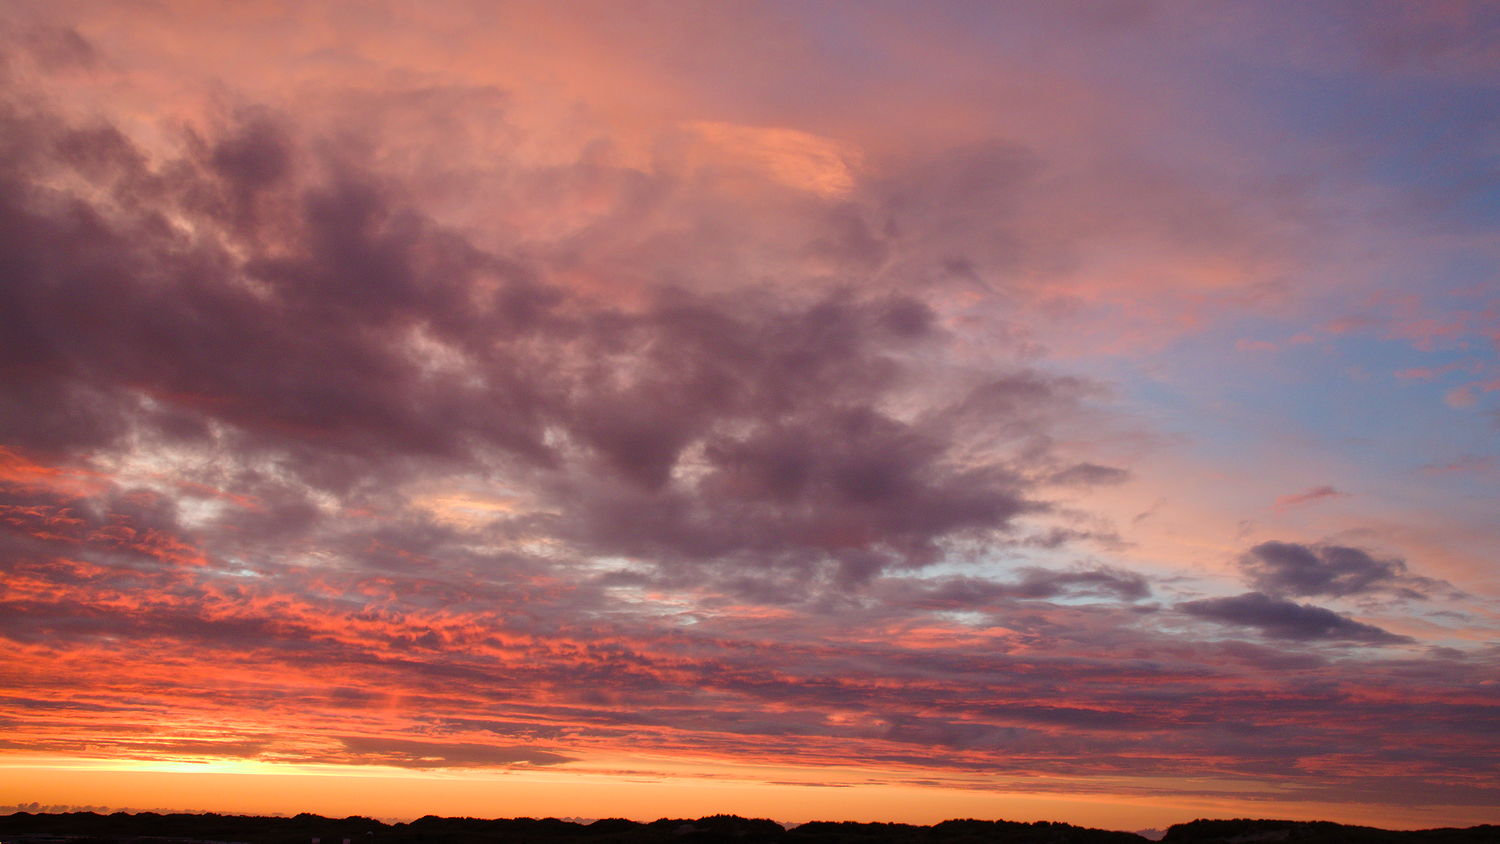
[4,758,1490,832]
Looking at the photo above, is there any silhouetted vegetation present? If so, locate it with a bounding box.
[1160,818,1500,843]
[0,812,1495,844]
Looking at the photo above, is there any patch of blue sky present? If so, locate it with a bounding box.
[1213,39,1500,230]
[925,531,1104,584]
[1076,318,1497,488]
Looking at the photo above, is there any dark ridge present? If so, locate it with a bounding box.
[0,813,1494,844]
[1161,818,1500,843]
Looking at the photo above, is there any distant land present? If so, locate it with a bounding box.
[1,812,1497,844]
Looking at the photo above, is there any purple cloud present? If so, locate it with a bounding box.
[1179,592,1410,644]
[1239,541,1445,600]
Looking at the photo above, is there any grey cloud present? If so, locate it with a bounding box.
[880,715,1036,750]
[1179,592,1411,644]
[910,566,1149,608]
[1046,463,1131,486]
[1022,566,1150,600]
[0,97,1102,596]
[1239,540,1442,599]
[1214,640,1328,670]
[334,736,573,768]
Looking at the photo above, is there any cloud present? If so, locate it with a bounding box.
[1045,462,1131,487]
[905,566,1150,608]
[1271,486,1349,511]
[1,8,1497,818]
[1178,592,1411,644]
[1421,455,1495,475]
[1444,385,1479,408]
[1234,339,1278,353]
[0,94,1130,597]
[1238,540,1441,600]
[685,121,861,198]
[334,737,573,769]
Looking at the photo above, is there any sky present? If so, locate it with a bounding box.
[1,0,1498,833]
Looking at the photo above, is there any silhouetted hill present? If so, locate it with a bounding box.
[1160,818,1500,843]
[0,812,1493,844]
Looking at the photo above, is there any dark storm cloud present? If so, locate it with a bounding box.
[1178,592,1411,643]
[1239,540,1444,599]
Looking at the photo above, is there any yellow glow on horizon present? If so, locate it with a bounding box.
[1,755,1491,832]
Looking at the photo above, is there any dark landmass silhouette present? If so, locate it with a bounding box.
[2,812,1497,844]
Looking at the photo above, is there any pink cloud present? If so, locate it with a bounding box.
[1394,362,1466,380]
[1272,486,1350,511]
[1421,455,1496,475]
[1444,385,1478,407]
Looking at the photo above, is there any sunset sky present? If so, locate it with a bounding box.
[2,0,1498,833]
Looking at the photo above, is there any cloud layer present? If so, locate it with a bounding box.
[1,0,1498,829]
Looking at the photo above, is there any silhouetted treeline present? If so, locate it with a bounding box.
[1160,818,1499,843]
[1,812,1495,844]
